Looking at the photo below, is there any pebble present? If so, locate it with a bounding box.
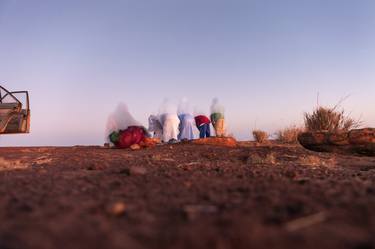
[129,166,147,175]
[130,144,141,150]
[108,202,126,217]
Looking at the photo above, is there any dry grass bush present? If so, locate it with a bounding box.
[277,126,304,144]
[252,130,268,143]
[304,106,361,132]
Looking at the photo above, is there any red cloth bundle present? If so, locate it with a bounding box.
[116,126,146,149]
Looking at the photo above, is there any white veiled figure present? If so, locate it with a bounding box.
[177,98,195,140]
[159,99,180,142]
[105,103,142,141]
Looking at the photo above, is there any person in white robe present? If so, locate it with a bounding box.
[158,99,180,143]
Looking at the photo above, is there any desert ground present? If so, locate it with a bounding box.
[0,142,374,249]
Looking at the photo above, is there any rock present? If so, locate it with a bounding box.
[130,144,141,150]
[129,166,147,175]
[192,137,237,147]
[139,137,160,148]
[298,132,328,146]
[108,202,126,216]
[328,132,349,145]
[349,128,375,144]
[298,128,375,156]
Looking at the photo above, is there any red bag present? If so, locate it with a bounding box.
[117,126,146,148]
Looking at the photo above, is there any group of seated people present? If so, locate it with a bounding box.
[148,98,225,143]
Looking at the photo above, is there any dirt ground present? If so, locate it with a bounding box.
[0,142,374,249]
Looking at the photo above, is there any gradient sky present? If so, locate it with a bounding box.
[0,0,374,146]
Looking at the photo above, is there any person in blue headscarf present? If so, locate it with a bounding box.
[177,98,195,141]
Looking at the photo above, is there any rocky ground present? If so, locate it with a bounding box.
[0,142,374,249]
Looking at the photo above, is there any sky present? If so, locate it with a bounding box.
[0,0,374,146]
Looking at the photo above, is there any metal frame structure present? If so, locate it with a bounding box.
[0,85,30,134]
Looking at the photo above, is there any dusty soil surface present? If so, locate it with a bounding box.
[0,143,374,249]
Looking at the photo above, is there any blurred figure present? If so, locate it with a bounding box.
[106,103,149,148]
[148,115,163,140]
[105,103,141,137]
[194,114,211,138]
[106,102,141,145]
[177,98,195,141]
[159,99,180,143]
[210,98,225,137]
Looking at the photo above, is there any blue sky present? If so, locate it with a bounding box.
[0,0,374,145]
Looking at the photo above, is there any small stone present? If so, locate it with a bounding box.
[108,202,126,216]
[130,144,141,150]
[139,138,159,148]
[129,166,147,175]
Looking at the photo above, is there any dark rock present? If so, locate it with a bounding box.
[298,128,375,156]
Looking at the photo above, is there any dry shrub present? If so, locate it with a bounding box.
[277,126,304,144]
[304,106,361,132]
[252,130,268,143]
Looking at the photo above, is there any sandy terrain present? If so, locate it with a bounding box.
[0,143,374,249]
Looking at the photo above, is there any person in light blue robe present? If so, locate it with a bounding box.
[178,113,195,140]
[177,99,195,141]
